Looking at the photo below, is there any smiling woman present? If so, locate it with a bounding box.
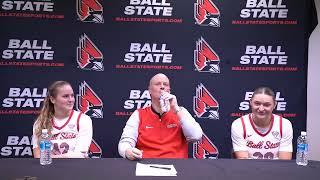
[231,87,293,160]
[32,81,93,159]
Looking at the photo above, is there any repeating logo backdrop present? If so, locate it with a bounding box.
[0,0,317,158]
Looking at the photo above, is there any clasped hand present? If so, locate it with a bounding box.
[160,91,180,113]
[125,147,143,160]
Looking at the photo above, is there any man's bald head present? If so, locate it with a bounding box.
[148,73,170,98]
[149,73,170,87]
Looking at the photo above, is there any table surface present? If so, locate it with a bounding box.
[0,158,319,180]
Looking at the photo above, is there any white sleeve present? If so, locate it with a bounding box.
[231,119,247,152]
[118,110,140,158]
[178,107,203,142]
[73,114,93,153]
[279,118,293,152]
[32,122,39,149]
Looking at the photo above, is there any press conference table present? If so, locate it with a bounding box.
[0,158,319,180]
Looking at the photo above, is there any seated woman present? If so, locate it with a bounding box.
[231,87,293,160]
[32,81,93,158]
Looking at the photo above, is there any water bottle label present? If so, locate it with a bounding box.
[40,141,45,150]
[40,141,51,150]
[297,144,307,151]
[45,141,51,150]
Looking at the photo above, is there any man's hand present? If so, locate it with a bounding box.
[160,91,180,113]
[125,147,143,160]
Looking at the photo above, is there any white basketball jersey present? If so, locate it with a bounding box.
[50,110,82,155]
[241,114,283,159]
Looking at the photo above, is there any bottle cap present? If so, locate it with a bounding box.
[301,131,306,136]
[42,129,48,133]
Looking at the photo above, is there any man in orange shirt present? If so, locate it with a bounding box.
[118,73,203,160]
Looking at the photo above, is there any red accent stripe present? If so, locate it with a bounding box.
[280,116,283,138]
[52,110,74,130]
[249,114,274,137]
[240,116,246,139]
[77,112,82,132]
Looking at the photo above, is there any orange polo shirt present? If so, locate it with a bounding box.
[136,107,188,158]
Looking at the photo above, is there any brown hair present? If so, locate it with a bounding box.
[252,87,276,102]
[34,81,71,140]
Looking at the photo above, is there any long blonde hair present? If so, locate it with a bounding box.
[34,81,71,140]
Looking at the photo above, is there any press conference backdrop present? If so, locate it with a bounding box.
[0,0,317,158]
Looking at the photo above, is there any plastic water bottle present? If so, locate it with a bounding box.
[159,95,170,112]
[296,131,308,166]
[40,129,52,165]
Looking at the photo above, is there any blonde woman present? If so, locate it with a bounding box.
[32,81,92,158]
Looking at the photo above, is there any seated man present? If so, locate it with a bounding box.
[118,73,203,160]
[231,87,293,160]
